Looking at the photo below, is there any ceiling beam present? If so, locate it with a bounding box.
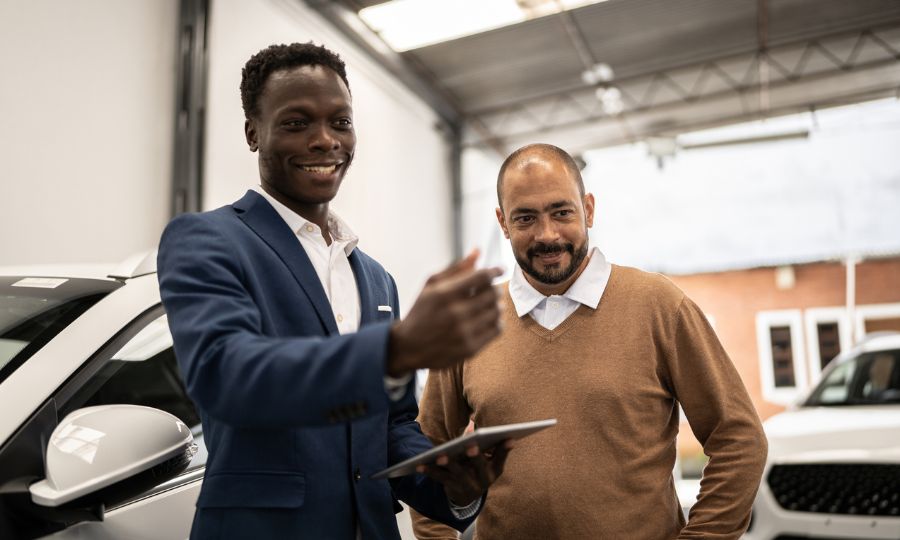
[553,0,596,72]
[464,61,900,155]
[464,24,900,151]
[469,23,900,117]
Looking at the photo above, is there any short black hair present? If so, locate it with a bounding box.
[240,42,350,120]
[497,143,585,210]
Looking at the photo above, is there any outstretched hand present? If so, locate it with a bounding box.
[416,440,513,507]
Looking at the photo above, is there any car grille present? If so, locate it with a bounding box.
[768,464,900,516]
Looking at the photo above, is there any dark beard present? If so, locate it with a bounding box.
[516,240,588,285]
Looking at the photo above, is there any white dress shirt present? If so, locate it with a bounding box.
[254,187,411,395]
[508,247,612,330]
[256,187,360,332]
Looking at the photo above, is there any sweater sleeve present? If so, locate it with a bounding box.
[667,296,768,539]
[410,364,474,540]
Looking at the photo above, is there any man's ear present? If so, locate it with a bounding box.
[495,207,510,239]
[245,119,258,152]
[583,193,595,228]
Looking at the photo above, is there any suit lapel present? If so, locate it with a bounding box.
[233,190,339,335]
[348,250,375,326]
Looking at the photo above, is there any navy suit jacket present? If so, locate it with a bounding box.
[157,190,474,539]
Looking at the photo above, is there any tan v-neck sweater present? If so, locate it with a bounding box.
[412,265,767,540]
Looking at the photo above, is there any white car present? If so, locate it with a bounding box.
[0,254,205,539]
[745,332,900,540]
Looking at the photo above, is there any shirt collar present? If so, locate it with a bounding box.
[508,247,611,318]
[254,186,359,255]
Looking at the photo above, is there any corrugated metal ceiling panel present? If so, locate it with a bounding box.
[326,0,900,150]
[574,0,758,79]
[397,0,900,113]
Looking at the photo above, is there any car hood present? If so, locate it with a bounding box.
[764,406,900,464]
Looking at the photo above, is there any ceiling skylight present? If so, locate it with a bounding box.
[359,0,610,52]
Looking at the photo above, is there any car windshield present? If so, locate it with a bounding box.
[0,276,121,385]
[805,348,900,406]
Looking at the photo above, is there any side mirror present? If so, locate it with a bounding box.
[29,404,196,511]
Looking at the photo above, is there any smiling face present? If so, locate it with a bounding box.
[496,152,594,296]
[244,64,356,223]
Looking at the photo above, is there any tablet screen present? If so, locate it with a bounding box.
[371,418,557,480]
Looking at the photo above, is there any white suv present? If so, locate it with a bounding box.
[746,332,900,540]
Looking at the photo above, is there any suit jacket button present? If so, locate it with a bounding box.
[354,468,361,482]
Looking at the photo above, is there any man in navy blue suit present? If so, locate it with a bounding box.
[157,42,509,539]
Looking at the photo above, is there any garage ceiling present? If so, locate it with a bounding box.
[307,0,900,156]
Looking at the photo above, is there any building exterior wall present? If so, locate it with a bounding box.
[665,257,900,460]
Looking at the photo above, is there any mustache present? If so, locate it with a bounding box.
[527,242,575,258]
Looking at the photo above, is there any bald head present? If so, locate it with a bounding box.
[497,144,584,211]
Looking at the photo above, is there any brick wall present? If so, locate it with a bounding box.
[664,257,900,458]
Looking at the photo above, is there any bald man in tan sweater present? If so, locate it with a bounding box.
[411,144,767,539]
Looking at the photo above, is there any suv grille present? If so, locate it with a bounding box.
[768,464,900,516]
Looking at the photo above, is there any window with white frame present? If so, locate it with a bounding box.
[855,302,900,338]
[758,304,900,406]
[756,310,807,405]
[804,307,851,384]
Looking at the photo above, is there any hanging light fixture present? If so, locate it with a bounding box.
[580,62,623,115]
[596,86,624,115]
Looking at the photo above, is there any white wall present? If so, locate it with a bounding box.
[204,0,455,310]
[461,147,510,273]
[0,0,177,266]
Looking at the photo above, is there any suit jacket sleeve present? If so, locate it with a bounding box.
[157,213,393,429]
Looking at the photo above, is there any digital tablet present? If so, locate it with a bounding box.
[371,418,557,480]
